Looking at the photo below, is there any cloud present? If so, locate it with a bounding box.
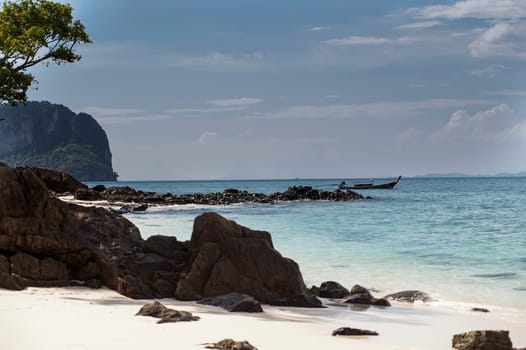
[171,51,265,71]
[310,26,332,32]
[483,90,526,96]
[246,99,490,120]
[468,64,509,78]
[468,21,526,59]
[397,20,443,30]
[78,107,143,117]
[197,131,218,145]
[409,0,526,20]
[323,36,414,46]
[165,106,246,114]
[207,97,264,107]
[436,104,524,140]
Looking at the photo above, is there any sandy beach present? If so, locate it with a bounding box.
[1,286,525,350]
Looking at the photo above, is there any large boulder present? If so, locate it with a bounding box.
[28,167,87,194]
[452,330,513,350]
[318,281,350,298]
[175,212,322,307]
[0,166,186,298]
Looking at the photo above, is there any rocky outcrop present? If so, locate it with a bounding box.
[0,165,185,298]
[452,330,513,350]
[77,185,367,206]
[175,212,322,307]
[0,101,117,181]
[136,301,200,324]
[28,167,87,194]
[383,290,432,303]
[332,327,379,336]
[343,284,391,307]
[198,293,263,313]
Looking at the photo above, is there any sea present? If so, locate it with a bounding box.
[87,177,526,312]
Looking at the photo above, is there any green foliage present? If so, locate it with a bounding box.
[0,0,91,105]
[3,143,117,181]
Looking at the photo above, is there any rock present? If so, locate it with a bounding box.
[309,285,320,296]
[452,330,512,350]
[0,166,183,298]
[204,339,258,350]
[318,281,350,298]
[332,327,379,336]
[144,235,188,262]
[0,255,10,273]
[28,167,87,194]
[136,301,200,324]
[91,184,106,192]
[74,188,102,201]
[132,204,148,212]
[175,212,322,307]
[10,253,40,280]
[343,284,391,307]
[0,161,6,167]
[383,290,432,303]
[471,307,490,313]
[39,257,69,280]
[198,293,263,313]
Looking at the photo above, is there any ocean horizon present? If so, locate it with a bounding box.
[85,177,526,313]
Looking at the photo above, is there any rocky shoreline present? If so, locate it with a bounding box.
[73,183,369,207]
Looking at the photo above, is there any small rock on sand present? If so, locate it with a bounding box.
[203,338,258,349]
[136,301,200,324]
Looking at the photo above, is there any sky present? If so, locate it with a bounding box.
[25,0,526,180]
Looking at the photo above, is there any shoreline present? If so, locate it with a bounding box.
[1,286,525,350]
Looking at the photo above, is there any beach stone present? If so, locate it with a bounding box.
[175,212,322,307]
[136,301,200,324]
[144,235,188,262]
[10,253,40,280]
[198,292,263,313]
[343,284,391,307]
[318,281,350,298]
[309,285,320,296]
[332,327,379,336]
[91,184,106,192]
[471,307,490,313]
[383,290,432,303]
[204,338,258,350]
[452,330,512,350]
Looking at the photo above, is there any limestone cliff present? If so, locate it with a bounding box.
[0,101,117,181]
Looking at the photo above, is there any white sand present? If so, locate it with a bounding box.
[1,287,525,350]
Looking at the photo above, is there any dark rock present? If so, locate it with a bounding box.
[175,212,322,307]
[199,293,263,313]
[144,235,188,262]
[318,281,350,298]
[0,166,181,298]
[452,330,512,350]
[74,188,102,201]
[28,167,87,194]
[343,284,391,307]
[136,301,200,324]
[10,253,40,280]
[0,255,10,274]
[270,294,324,308]
[471,308,490,313]
[0,271,25,290]
[0,161,6,167]
[309,285,320,296]
[91,184,106,192]
[332,327,379,336]
[39,257,69,280]
[383,290,432,303]
[132,204,148,212]
[204,339,258,350]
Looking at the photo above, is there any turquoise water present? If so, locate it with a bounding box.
[87,177,526,311]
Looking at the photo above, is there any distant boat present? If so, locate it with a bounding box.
[338,176,402,190]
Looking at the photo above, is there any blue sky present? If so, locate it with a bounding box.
[26,0,526,179]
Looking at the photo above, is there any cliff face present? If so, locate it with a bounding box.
[0,101,117,181]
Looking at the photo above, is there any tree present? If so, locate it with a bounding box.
[0,0,91,105]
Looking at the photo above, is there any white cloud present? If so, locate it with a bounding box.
[468,21,526,59]
[436,104,523,140]
[78,107,143,117]
[409,0,526,19]
[468,64,509,78]
[171,51,265,71]
[197,131,218,145]
[323,36,414,46]
[397,20,443,30]
[165,106,246,114]
[207,97,264,107]
[246,99,490,120]
[310,26,332,32]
